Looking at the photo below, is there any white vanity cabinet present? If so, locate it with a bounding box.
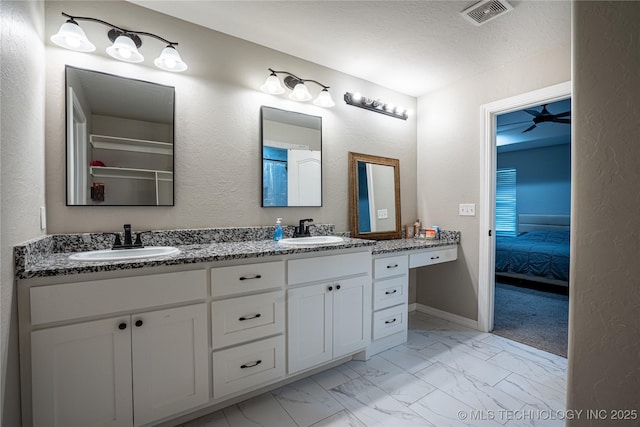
[287,251,372,374]
[210,261,286,399]
[21,270,209,427]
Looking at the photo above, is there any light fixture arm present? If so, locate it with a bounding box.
[61,12,179,46]
[267,68,330,90]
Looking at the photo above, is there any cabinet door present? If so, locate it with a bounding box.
[333,276,371,358]
[131,304,209,426]
[287,284,333,374]
[31,317,133,427]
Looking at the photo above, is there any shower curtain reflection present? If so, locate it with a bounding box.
[263,147,288,206]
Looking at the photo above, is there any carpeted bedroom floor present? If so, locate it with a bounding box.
[493,282,569,357]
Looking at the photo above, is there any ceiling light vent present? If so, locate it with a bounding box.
[461,0,513,26]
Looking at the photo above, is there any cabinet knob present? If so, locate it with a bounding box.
[336,284,341,290]
[328,286,333,291]
[118,322,127,330]
[135,319,144,327]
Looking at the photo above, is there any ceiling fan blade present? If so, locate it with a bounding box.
[523,109,541,117]
[522,124,537,133]
[554,111,571,118]
[552,118,571,124]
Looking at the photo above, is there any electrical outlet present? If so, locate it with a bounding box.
[40,207,47,230]
[377,209,388,219]
[459,203,476,216]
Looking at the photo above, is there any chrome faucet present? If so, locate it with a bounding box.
[294,218,313,238]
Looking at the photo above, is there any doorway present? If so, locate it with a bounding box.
[477,82,572,337]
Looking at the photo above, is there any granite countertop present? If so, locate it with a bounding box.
[14,225,460,280]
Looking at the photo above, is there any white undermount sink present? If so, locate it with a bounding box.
[278,236,344,246]
[69,246,180,262]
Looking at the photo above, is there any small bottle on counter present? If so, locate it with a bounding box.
[413,219,421,238]
[274,218,283,241]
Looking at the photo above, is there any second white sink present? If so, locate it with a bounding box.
[69,246,180,262]
[279,236,344,246]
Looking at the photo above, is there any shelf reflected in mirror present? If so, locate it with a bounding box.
[65,66,175,206]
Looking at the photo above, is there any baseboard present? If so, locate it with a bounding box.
[414,303,479,330]
[408,302,417,312]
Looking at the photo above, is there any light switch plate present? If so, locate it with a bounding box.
[459,203,476,216]
[377,209,388,219]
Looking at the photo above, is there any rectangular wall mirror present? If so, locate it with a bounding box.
[349,152,402,240]
[261,106,322,207]
[65,66,175,206]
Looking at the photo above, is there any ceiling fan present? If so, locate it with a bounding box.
[521,104,571,133]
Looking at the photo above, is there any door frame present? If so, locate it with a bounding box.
[477,81,572,333]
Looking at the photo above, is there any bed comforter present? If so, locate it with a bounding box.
[496,230,570,282]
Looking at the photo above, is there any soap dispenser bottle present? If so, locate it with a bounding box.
[274,218,283,241]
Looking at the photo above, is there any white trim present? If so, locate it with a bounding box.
[478,81,572,333]
[414,303,479,330]
[408,302,417,312]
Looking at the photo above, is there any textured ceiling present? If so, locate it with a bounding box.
[130,0,571,97]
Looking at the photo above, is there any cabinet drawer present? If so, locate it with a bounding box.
[212,335,285,399]
[373,276,407,311]
[372,305,407,340]
[211,261,284,298]
[409,246,458,268]
[211,291,285,349]
[374,254,408,280]
[30,270,207,325]
[288,251,370,285]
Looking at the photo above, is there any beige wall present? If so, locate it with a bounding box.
[567,2,640,423]
[44,1,418,234]
[1,1,46,425]
[414,45,571,319]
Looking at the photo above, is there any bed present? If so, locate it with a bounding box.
[495,214,570,287]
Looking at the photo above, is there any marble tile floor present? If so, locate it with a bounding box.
[180,311,567,427]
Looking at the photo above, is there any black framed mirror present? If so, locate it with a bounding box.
[65,66,175,206]
[261,106,322,207]
[349,152,402,240]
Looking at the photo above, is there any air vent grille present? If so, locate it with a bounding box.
[461,0,513,26]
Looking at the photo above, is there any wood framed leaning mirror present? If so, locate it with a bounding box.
[348,152,402,240]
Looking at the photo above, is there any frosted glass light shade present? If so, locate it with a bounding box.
[289,82,312,101]
[260,74,285,94]
[313,89,335,107]
[50,21,96,52]
[154,46,188,72]
[106,35,144,63]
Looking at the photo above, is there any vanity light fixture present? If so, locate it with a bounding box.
[260,68,335,108]
[50,12,188,72]
[344,92,408,120]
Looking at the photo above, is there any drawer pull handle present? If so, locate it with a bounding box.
[336,284,341,290]
[135,319,144,327]
[118,322,127,330]
[239,313,262,321]
[241,360,262,369]
[385,289,398,295]
[387,264,399,269]
[385,318,397,324]
[239,274,262,281]
[430,256,440,260]
[328,286,333,291]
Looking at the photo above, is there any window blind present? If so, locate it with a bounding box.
[496,168,517,237]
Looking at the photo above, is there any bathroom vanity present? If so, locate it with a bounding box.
[14,227,459,427]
